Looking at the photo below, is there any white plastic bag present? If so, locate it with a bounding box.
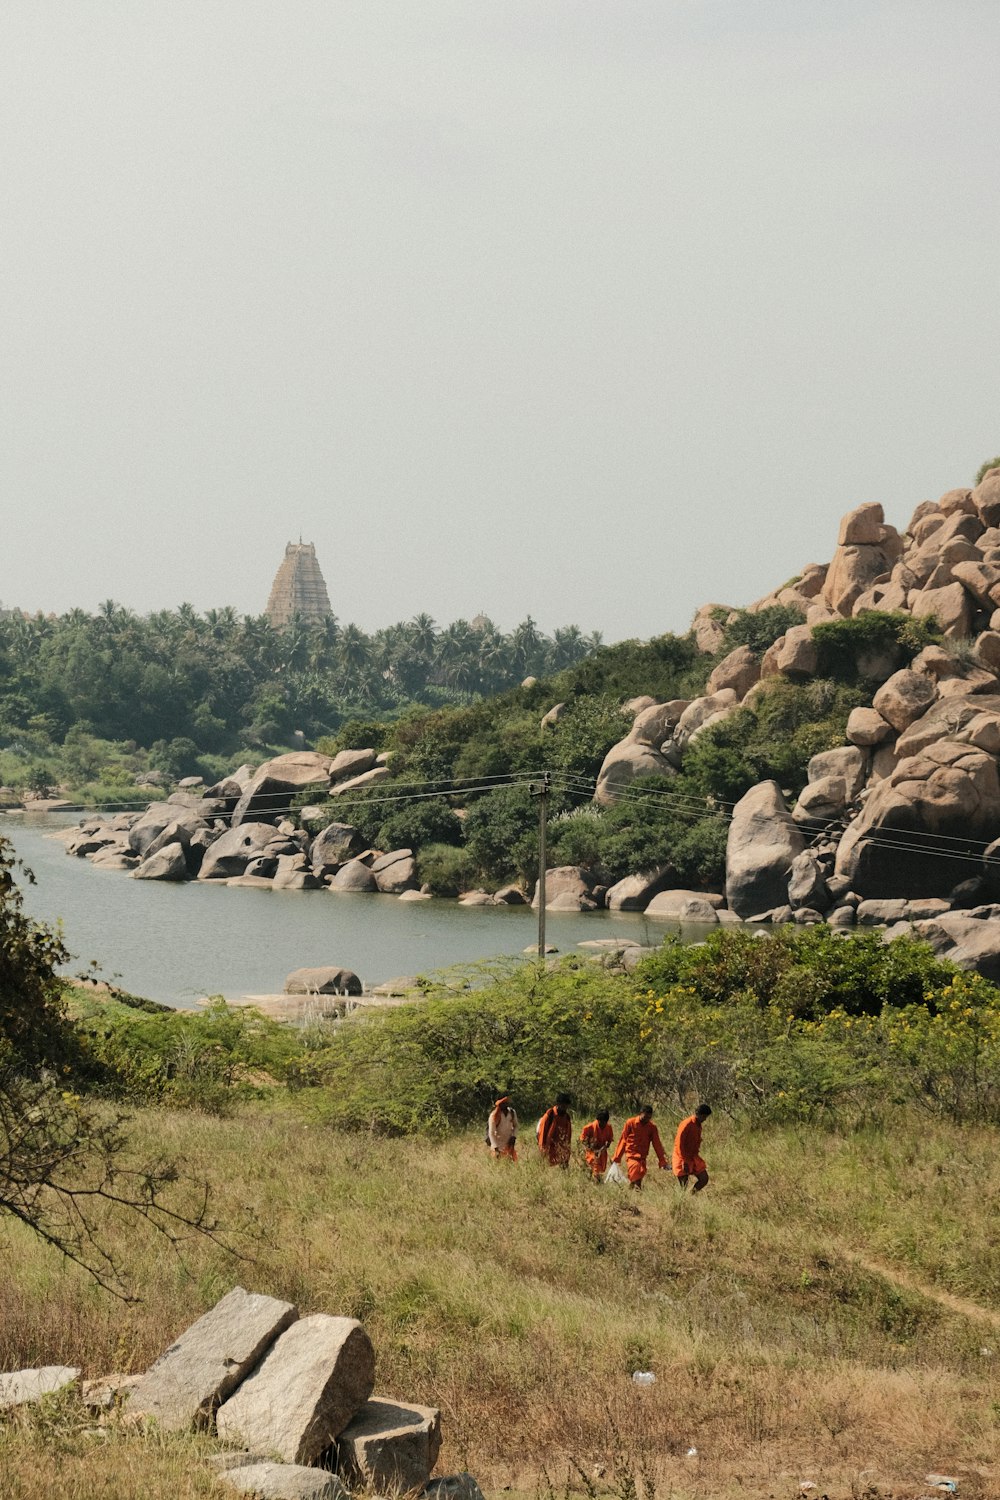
[604,1160,627,1186]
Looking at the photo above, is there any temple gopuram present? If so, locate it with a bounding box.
[265,542,333,629]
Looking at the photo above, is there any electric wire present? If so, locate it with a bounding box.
[12,759,1000,876]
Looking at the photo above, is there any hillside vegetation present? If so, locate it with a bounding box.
[3,826,1000,1497]
[0,605,600,797]
[2,1108,998,1500]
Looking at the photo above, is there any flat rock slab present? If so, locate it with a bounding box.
[338,1396,442,1492]
[217,1460,347,1499]
[130,1286,298,1431]
[217,1314,375,1466]
[0,1366,80,1410]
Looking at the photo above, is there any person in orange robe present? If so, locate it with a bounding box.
[612,1105,667,1189]
[580,1109,614,1181]
[672,1103,712,1191]
[538,1093,572,1167]
[487,1096,518,1161]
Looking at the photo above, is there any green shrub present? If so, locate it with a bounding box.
[680,677,862,804]
[548,807,605,869]
[77,997,299,1114]
[975,455,1000,485]
[718,604,805,657]
[280,932,1000,1132]
[290,960,652,1133]
[376,797,463,851]
[462,785,539,886]
[415,843,477,896]
[544,633,701,703]
[317,720,391,755]
[631,924,958,1017]
[811,612,939,683]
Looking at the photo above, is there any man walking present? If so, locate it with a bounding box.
[580,1108,614,1181]
[538,1093,573,1167]
[612,1105,667,1189]
[673,1104,711,1192]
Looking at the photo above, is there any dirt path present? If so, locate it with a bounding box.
[843,1246,1000,1332]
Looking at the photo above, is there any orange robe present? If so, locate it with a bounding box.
[672,1114,707,1177]
[538,1106,572,1167]
[613,1116,667,1184]
[580,1119,614,1179]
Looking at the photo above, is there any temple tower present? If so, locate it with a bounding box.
[265,542,333,629]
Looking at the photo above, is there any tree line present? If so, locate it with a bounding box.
[0,602,601,776]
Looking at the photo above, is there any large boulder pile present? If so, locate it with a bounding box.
[0,1285,476,1500]
[580,469,1000,974]
[60,748,424,903]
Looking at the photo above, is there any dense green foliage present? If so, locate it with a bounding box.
[1,590,835,896]
[290,929,1000,1133]
[70,992,300,1115]
[0,604,600,792]
[717,603,805,655]
[811,611,939,683]
[976,454,1000,484]
[305,615,883,893]
[0,842,82,1075]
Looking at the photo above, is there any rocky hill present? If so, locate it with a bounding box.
[587,465,1000,970]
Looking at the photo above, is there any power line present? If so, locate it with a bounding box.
[12,760,1000,877]
[547,767,1000,859]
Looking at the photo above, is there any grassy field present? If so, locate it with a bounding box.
[2,1103,999,1500]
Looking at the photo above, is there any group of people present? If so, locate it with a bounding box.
[487,1094,711,1192]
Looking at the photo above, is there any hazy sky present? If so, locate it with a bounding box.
[3,2,999,640]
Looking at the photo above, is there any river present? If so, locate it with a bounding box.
[1,813,674,1009]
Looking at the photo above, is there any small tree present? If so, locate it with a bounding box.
[0,838,232,1297]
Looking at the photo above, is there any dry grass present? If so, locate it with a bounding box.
[2,1107,1000,1499]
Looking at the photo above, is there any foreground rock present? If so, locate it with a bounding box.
[217,1461,345,1500]
[337,1397,443,1492]
[130,1287,297,1431]
[216,1315,375,1465]
[0,1366,80,1410]
[594,740,673,805]
[310,823,365,876]
[604,869,673,911]
[132,841,189,881]
[913,911,1000,981]
[232,753,333,827]
[370,849,417,894]
[424,1476,487,1500]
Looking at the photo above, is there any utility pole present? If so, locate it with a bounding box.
[530,772,551,961]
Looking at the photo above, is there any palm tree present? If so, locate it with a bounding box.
[434,620,475,687]
[510,616,543,676]
[551,625,585,670]
[408,613,436,659]
[338,623,371,683]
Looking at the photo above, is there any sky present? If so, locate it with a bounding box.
[2,1,999,641]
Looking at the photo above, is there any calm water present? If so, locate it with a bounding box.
[1,814,671,1009]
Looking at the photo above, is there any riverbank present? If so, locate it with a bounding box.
[1,815,662,1008]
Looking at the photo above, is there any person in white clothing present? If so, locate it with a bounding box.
[487,1096,518,1161]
